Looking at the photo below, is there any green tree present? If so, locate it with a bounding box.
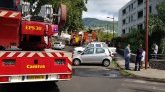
[149,2,165,54]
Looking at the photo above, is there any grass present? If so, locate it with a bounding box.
[112,60,135,77]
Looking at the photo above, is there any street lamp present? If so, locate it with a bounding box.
[107,16,114,46]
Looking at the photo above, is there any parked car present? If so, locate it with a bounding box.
[74,42,117,58]
[74,42,107,52]
[53,41,65,50]
[73,47,112,67]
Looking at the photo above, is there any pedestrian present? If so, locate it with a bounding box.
[134,44,143,71]
[153,43,158,59]
[141,50,145,69]
[124,44,131,70]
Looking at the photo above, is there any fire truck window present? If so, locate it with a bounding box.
[29,36,41,42]
[0,0,15,9]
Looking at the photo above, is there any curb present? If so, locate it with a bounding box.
[115,61,165,83]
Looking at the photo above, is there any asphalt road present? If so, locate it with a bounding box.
[0,46,165,92]
[1,65,165,92]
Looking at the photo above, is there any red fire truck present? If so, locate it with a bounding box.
[0,0,72,83]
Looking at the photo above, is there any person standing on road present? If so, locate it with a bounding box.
[141,50,146,69]
[135,44,143,71]
[153,43,158,59]
[124,44,131,70]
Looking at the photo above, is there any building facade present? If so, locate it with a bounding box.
[118,0,164,36]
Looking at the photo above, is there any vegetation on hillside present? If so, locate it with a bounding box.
[83,18,118,33]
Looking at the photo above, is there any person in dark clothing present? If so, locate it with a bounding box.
[135,44,143,71]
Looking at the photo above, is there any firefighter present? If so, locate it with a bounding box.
[134,44,143,71]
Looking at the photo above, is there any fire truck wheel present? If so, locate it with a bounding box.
[102,59,110,67]
[73,59,81,66]
[58,4,67,27]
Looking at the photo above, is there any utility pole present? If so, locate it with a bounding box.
[145,0,149,69]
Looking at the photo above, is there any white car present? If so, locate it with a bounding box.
[108,47,117,57]
[53,42,65,50]
[74,42,117,58]
[73,47,112,67]
[74,42,107,52]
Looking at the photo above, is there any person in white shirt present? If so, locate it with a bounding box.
[153,43,158,59]
[141,50,145,68]
[22,13,32,21]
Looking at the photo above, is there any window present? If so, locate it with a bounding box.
[102,43,108,47]
[96,48,105,54]
[137,24,143,30]
[122,29,126,34]
[131,15,134,22]
[122,19,126,25]
[138,0,143,5]
[95,44,101,47]
[129,4,133,11]
[149,6,152,13]
[122,9,126,15]
[138,10,143,19]
[83,48,94,54]
[87,44,94,47]
[0,0,15,9]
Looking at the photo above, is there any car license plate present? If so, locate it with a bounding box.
[10,76,22,82]
[27,75,45,80]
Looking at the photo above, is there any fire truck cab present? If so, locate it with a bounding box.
[0,0,72,83]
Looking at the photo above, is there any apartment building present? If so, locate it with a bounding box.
[118,0,164,36]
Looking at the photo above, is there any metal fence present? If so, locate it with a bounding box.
[150,54,165,60]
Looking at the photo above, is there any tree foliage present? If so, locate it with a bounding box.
[113,28,145,53]
[25,0,88,32]
[149,2,165,54]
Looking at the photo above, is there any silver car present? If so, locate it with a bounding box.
[53,42,65,50]
[74,42,108,52]
[73,47,112,67]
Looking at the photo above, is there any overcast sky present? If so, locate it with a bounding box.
[82,0,131,21]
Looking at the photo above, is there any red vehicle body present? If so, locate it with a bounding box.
[0,0,72,83]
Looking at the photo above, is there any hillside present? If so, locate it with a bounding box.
[83,18,118,32]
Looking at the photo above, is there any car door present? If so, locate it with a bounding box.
[81,48,95,63]
[92,48,106,63]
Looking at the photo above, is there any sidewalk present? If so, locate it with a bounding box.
[116,55,165,81]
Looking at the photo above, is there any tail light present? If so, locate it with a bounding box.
[0,76,9,82]
[59,74,71,79]
[3,59,16,66]
[108,50,112,56]
[55,59,65,65]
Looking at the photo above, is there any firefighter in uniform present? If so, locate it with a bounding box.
[135,44,143,71]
